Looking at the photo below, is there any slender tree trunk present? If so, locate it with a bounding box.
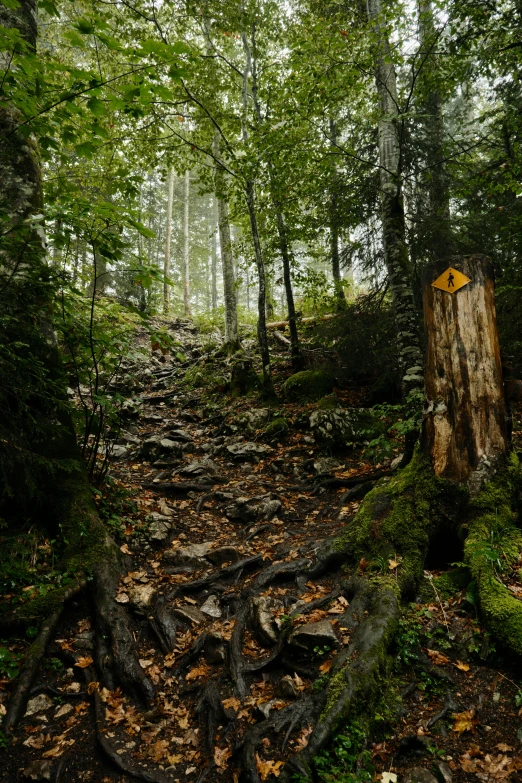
[417,0,453,259]
[213,137,238,346]
[183,169,191,317]
[245,180,272,389]
[211,196,218,311]
[241,29,272,392]
[366,0,424,400]
[329,118,346,307]
[163,166,175,317]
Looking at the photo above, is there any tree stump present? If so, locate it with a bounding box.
[422,255,508,490]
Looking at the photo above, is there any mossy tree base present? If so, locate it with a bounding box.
[283,448,522,779]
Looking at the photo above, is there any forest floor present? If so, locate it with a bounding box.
[3,320,522,783]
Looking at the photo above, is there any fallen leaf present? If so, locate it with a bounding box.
[256,753,284,781]
[222,697,241,712]
[74,656,93,669]
[23,733,46,749]
[319,659,333,674]
[427,649,450,665]
[381,774,398,783]
[453,709,479,734]
[214,745,232,770]
[55,704,73,718]
[454,660,470,672]
[120,543,132,555]
[42,739,75,758]
[186,664,210,681]
[496,743,514,752]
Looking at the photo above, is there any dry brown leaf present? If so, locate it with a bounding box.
[214,746,232,770]
[454,660,470,672]
[74,656,93,669]
[496,743,514,752]
[42,739,75,758]
[222,697,241,712]
[255,753,284,781]
[319,659,333,674]
[145,739,169,762]
[120,543,132,555]
[426,649,450,665]
[186,664,210,681]
[23,733,46,749]
[452,709,479,734]
[294,726,312,752]
[87,681,99,695]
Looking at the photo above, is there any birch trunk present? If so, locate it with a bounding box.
[213,138,238,346]
[163,166,175,317]
[329,118,345,307]
[183,169,191,317]
[366,0,424,399]
[241,30,272,391]
[211,196,218,312]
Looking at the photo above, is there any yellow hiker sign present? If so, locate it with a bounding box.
[431,267,471,294]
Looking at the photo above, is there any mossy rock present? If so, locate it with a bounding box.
[263,417,289,442]
[282,370,334,402]
[310,407,385,449]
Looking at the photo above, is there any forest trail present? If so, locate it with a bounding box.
[4,322,522,783]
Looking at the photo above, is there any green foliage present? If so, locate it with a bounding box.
[0,645,21,680]
[314,722,374,783]
[282,370,334,403]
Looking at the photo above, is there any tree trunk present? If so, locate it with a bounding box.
[329,118,346,308]
[211,196,218,311]
[269,172,301,369]
[422,255,508,489]
[417,0,453,259]
[366,0,424,400]
[163,166,175,317]
[213,136,238,346]
[183,168,191,317]
[245,180,272,391]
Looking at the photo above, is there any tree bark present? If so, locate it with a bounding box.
[329,118,346,308]
[366,0,424,400]
[163,166,175,317]
[183,168,191,317]
[417,0,453,260]
[211,196,218,311]
[422,255,508,490]
[213,137,238,346]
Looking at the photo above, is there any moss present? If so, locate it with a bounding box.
[263,417,289,442]
[418,567,471,602]
[335,447,467,596]
[282,370,334,402]
[465,453,522,655]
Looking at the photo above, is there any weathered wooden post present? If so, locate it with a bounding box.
[422,255,509,492]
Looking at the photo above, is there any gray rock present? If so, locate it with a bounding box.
[166,428,192,442]
[172,605,208,625]
[435,762,452,783]
[401,769,439,783]
[110,444,129,460]
[224,495,281,524]
[25,694,53,716]
[147,513,172,542]
[234,409,270,434]
[117,431,141,446]
[140,436,183,461]
[176,457,220,479]
[310,407,383,449]
[225,442,271,462]
[128,583,155,612]
[313,457,342,476]
[207,546,240,566]
[288,620,339,652]
[164,541,213,568]
[252,596,284,646]
[201,594,222,618]
[22,760,52,780]
[278,675,298,699]
[204,632,227,664]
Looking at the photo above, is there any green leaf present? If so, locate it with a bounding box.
[74,141,98,159]
[75,19,95,35]
[86,96,106,117]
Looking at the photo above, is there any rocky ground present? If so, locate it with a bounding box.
[2,320,522,783]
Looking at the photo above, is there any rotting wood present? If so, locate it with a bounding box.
[422,255,508,489]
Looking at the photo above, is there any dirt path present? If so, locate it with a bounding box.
[4,322,522,783]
